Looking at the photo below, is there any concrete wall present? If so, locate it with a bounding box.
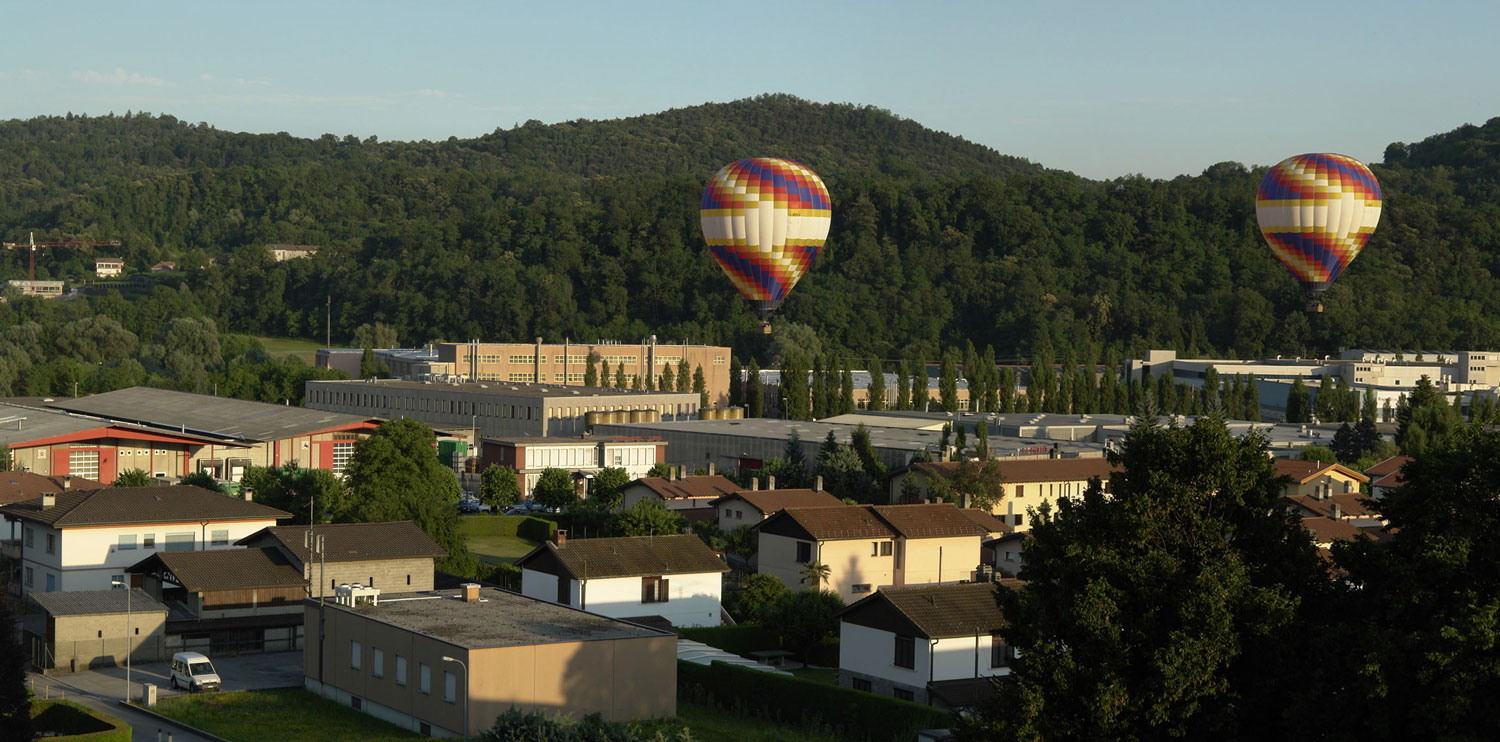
[48,609,167,671]
[309,558,436,596]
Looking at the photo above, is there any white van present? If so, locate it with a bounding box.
[169,652,221,692]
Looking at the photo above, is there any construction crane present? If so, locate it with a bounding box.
[2,232,123,282]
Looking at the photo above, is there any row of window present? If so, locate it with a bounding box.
[350,641,457,702]
[22,527,56,554]
[23,567,55,591]
[118,531,222,551]
[890,635,1012,671]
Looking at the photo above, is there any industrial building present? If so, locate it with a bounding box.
[305,378,702,439]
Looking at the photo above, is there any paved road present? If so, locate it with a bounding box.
[34,651,304,741]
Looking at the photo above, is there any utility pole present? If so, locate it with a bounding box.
[326,296,331,347]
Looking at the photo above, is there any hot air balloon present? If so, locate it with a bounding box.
[701,158,832,332]
[1256,153,1382,312]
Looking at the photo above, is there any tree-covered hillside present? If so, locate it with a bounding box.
[1,97,1498,364]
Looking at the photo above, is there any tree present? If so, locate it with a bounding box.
[799,560,831,589]
[850,424,886,482]
[895,360,910,411]
[341,418,474,575]
[867,358,886,411]
[0,448,10,472]
[359,347,378,379]
[1000,366,1016,413]
[939,349,959,413]
[646,462,674,478]
[533,467,577,511]
[1314,374,1335,422]
[912,362,928,411]
[1397,376,1465,456]
[982,345,1000,412]
[839,361,855,415]
[810,356,827,419]
[928,457,1005,511]
[746,359,763,417]
[660,362,675,394]
[734,573,790,623]
[964,417,1327,740]
[728,356,743,408]
[1286,376,1311,423]
[1245,373,1261,421]
[591,466,630,511]
[584,352,600,388]
[780,430,809,488]
[975,418,990,459]
[613,499,686,536]
[479,464,522,511]
[243,463,349,524]
[781,355,809,421]
[614,362,626,390]
[113,468,152,487]
[693,365,707,409]
[0,597,34,742]
[759,589,844,661]
[350,322,397,349]
[816,443,874,502]
[180,471,222,492]
[1300,444,1337,463]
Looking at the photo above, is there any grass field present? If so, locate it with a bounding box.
[788,667,839,685]
[459,515,544,565]
[255,336,330,365]
[149,688,422,742]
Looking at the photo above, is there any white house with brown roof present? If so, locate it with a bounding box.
[709,486,843,531]
[1,485,289,597]
[618,472,739,513]
[756,504,987,603]
[516,532,729,628]
[837,582,1013,708]
[891,458,1118,529]
[236,521,448,594]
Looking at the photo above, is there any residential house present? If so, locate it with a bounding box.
[1286,489,1383,528]
[94,257,124,278]
[618,471,739,513]
[305,583,676,737]
[1,485,289,597]
[150,261,176,273]
[709,485,842,532]
[982,531,1031,577]
[890,458,1118,529]
[3,280,64,298]
[516,532,728,628]
[837,582,1012,708]
[237,521,448,594]
[25,588,168,673]
[1364,455,1412,498]
[128,547,306,655]
[478,436,665,495]
[756,503,987,603]
[1273,459,1369,499]
[267,244,320,261]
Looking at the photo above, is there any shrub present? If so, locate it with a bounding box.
[679,624,781,656]
[678,660,950,742]
[483,707,690,741]
[476,562,522,590]
[758,589,844,661]
[730,574,789,623]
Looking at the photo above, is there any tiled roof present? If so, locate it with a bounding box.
[0,473,106,506]
[1301,516,1363,545]
[519,534,728,579]
[844,582,1007,639]
[30,589,167,617]
[1273,459,1370,484]
[710,489,843,514]
[241,522,447,563]
[1286,493,1377,519]
[959,508,1013,535]
[914,457,1118,484]
[771,505,897,540]
[872,504,990,539]
[134,548,306,592]
[628,475,740,501]
[1,486,289,527]
[1364,455,1412,478]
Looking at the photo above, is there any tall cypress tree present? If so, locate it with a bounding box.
[1287,376,1311,424]
[1362,386,1378,422]
[782,355,810,420]
[1246,374,1261,421]
[584,352,599,388]
[1028,353,1048,412]
[746,360,763,417]
[912,361,929,411]
[811,356,828,419]
[1000,367,1016,413]
[982,345,999,412]
[964,341,982,410]
[895,360,911,411]
[867,358,886,411]
[940,349,960,413]
[728,356,743,408]
[677,359,692,392]
[614,362,627,389]
[1313,375,1334,422]
[659,362,674,392]
[693,365,708,409]
[840,361,855,415]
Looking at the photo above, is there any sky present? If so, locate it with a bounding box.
[2,1,1496,180]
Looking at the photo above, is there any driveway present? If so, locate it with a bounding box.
[47,651,304,703]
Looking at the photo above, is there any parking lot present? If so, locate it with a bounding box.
[44,650,305,703]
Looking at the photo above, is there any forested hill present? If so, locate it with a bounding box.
[0,100,1498,369]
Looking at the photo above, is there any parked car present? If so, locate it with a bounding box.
[503,504,531,516]
[458,498,491,514]
[169,652,221,692]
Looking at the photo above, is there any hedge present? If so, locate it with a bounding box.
[484,515,557,541]
[679,624,780,656]
[677,660,952,742]
[31,699,132,742]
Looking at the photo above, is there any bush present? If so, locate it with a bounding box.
[758,589,844,661]
[728,574,789,623]
[679,624,781,657]
[678,660,951,742]
[476,562,522,590]
[483,707,690,742]
[480,515,557,542]
[31,699,131,741]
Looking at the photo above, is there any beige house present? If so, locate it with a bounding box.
[1273,459,1368,499]
[94,257,124,277]
[304,583,677,738]
[757,504,987,603]
[516,532,729,628]
[27,588,168,673]
[237,521,448,595]
[267,244,320,261]
[890,458,1118,529]
[710,487,842,531]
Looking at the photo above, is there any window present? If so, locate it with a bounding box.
[165,533,195,552]
[1004,550,1015,563]
[24,527,33,548]
[419,664,431,694]
[880,542,893,556]
[69,450,99,479]
[796,542,812,564]
[143,534,156,549]
[117,535,137,551]
[373,648,384,678]
[24,567,33,587]
[852,678,872,692]
[894,688,915,702]
[350,641,362,670]
[642,576,670,604]
[1015,485,1025,498]
[331,441,356,477]
[871,541,880,557]
[211,530,229,546]
[111,574,125,587]
[350,696,362,710]
[45,533,55,555]
[852,583,872,593]
[894,635,915,669]
[991,635,1012,668]
[395,655,407,686]
[45,573,55,591]
[444,671,457,703]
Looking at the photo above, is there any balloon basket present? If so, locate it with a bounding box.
[1305,300,1324,314]
[759,321,773,335]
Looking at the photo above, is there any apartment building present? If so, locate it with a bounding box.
[479,436,665,494]
[3,279,64,298]
[94,257,124,277]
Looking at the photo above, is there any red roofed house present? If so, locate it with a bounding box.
[1364,455,1412,498]
[757,503,988,603]
[709,483,842,531]
[618,471,739,513]
[1272,459,1368,499]
[890,457,1118,530]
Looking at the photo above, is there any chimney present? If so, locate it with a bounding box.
[62,476,71,490]
[554,529,568,547]
[668,467,677,482]
[814,475,823,492]
[243,489,253,502]
[767,475,776,491]
[461,583,480,603]
[707,462,715,476]
[41,493,55,509]
[1330,502,1343,520]
[679,465,688,479]
[751,477,759,491]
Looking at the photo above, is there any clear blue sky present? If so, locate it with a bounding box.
[3,1,1495,179]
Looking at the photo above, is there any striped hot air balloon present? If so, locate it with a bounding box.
[701,158,832,327]
[1255,153,1382,312]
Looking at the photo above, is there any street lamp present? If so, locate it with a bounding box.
[440,655,467,737]
[111,579,131,701]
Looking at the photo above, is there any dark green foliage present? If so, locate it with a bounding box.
[677,660,950,742]
[839,362,855,416]
[744,359,763,417]
[727,356,742,407]
[894,360,910,411]
[479,464,523,511]
[678,624,781,656]
[756,589,845,661]
[780,355,809,421]
[590,466,630,511]
[584,353,599,388]
[866,358,885,411]
[646,462,674,478]
[939,349,959,413]
[0,598,35,742]
[532,468,578,511]
[728,574,790,623]
[693,365,707,409]
[1300,444,1338,463]
[777,430,810,488]
[112,468,151,487]
[242,464,348,524]
[341,418,474,575]
[810,357,827,419]
[1396,375,1466,456]
[178,471,222,492]
[483,707,689,742]
[613,499,686,537]
[1286,376,1311,423]
[659,362,675,394]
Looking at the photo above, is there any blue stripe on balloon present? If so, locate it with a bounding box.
[1266,231,1350,283]
[710,245,786,300]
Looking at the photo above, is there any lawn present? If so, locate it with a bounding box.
[678,701,847,742]
[459,515,545,565]
[149,688,422,742]
[255,336,330,364]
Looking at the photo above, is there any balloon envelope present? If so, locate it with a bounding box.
[1256,153,1382,303]
[700,158,831,317]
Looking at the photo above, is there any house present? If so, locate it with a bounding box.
[150,261,176,273]
[890,458,1118,529]
[1,484,289,597]
[1273,459,1369,499]
[837,582,1011,707]
[94,257,124,278]
[982,531,1031,577]
[127,547,306,655]
[1,472,105,508]
[1302,515,1364,549]
[3,279,64,298]
[25,588,168,673]
[618,471,739,513]
[756,503,987,603]
[236,521,448,594]
[478,436,665,495]
[1364,455,1412,498]
[709,485,842,531]
[1285,489,1383,528]
[267,244,320,261]
[305,583,677,737]
[516,532,728,628]
[42,387,382,483]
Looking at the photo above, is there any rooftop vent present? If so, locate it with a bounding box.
[334,583,381,607]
